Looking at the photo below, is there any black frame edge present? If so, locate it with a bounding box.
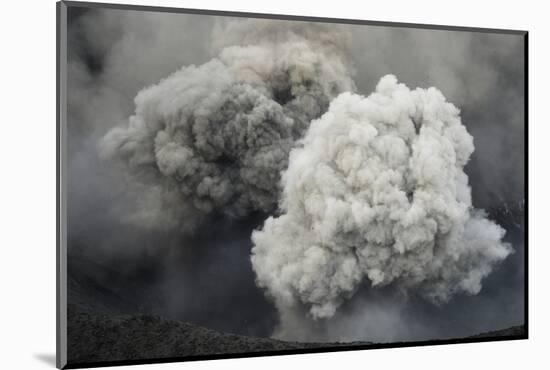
[63,334,528,369]
[56,2,60,368]
[523,32,529,339]
[57,1,68,369]
[62,0,527,35]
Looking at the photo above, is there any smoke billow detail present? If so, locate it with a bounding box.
[100,19,355,231]
[251,75,512,323]
[70,12,522,343]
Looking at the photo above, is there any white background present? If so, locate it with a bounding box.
[0,0,546,369]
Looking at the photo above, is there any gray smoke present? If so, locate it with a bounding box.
[99,19,355,231]
[67,7,524,343]
[251,76,512,326]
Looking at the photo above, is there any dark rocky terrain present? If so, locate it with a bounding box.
[67,303,367,365]
[67,301,525,367]
[467,325,525,339]
[66,263,371,366]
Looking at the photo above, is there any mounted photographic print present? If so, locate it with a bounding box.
[56,1,528,368]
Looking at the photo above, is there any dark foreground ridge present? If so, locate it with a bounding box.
[67,303,524,366]
[467,325,525,339]
[67,304,365,364]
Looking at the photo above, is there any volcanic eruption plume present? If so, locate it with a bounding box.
[99,19,355,232]
[251,75,512,323]
[95,15,514,341]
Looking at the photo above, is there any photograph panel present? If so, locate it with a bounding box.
[58,1,527,367]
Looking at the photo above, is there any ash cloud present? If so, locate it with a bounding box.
[99,18,355,231]
[66,6,525,343]
[251,76,512,324]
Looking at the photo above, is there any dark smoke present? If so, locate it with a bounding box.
[98,17,355,232]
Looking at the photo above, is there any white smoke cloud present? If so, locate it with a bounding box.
[251,75,512,323]
[100,19,355,230]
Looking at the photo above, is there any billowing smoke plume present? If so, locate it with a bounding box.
[99,19,355,231]
[68,8,523,343]
[251,75,512,321]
